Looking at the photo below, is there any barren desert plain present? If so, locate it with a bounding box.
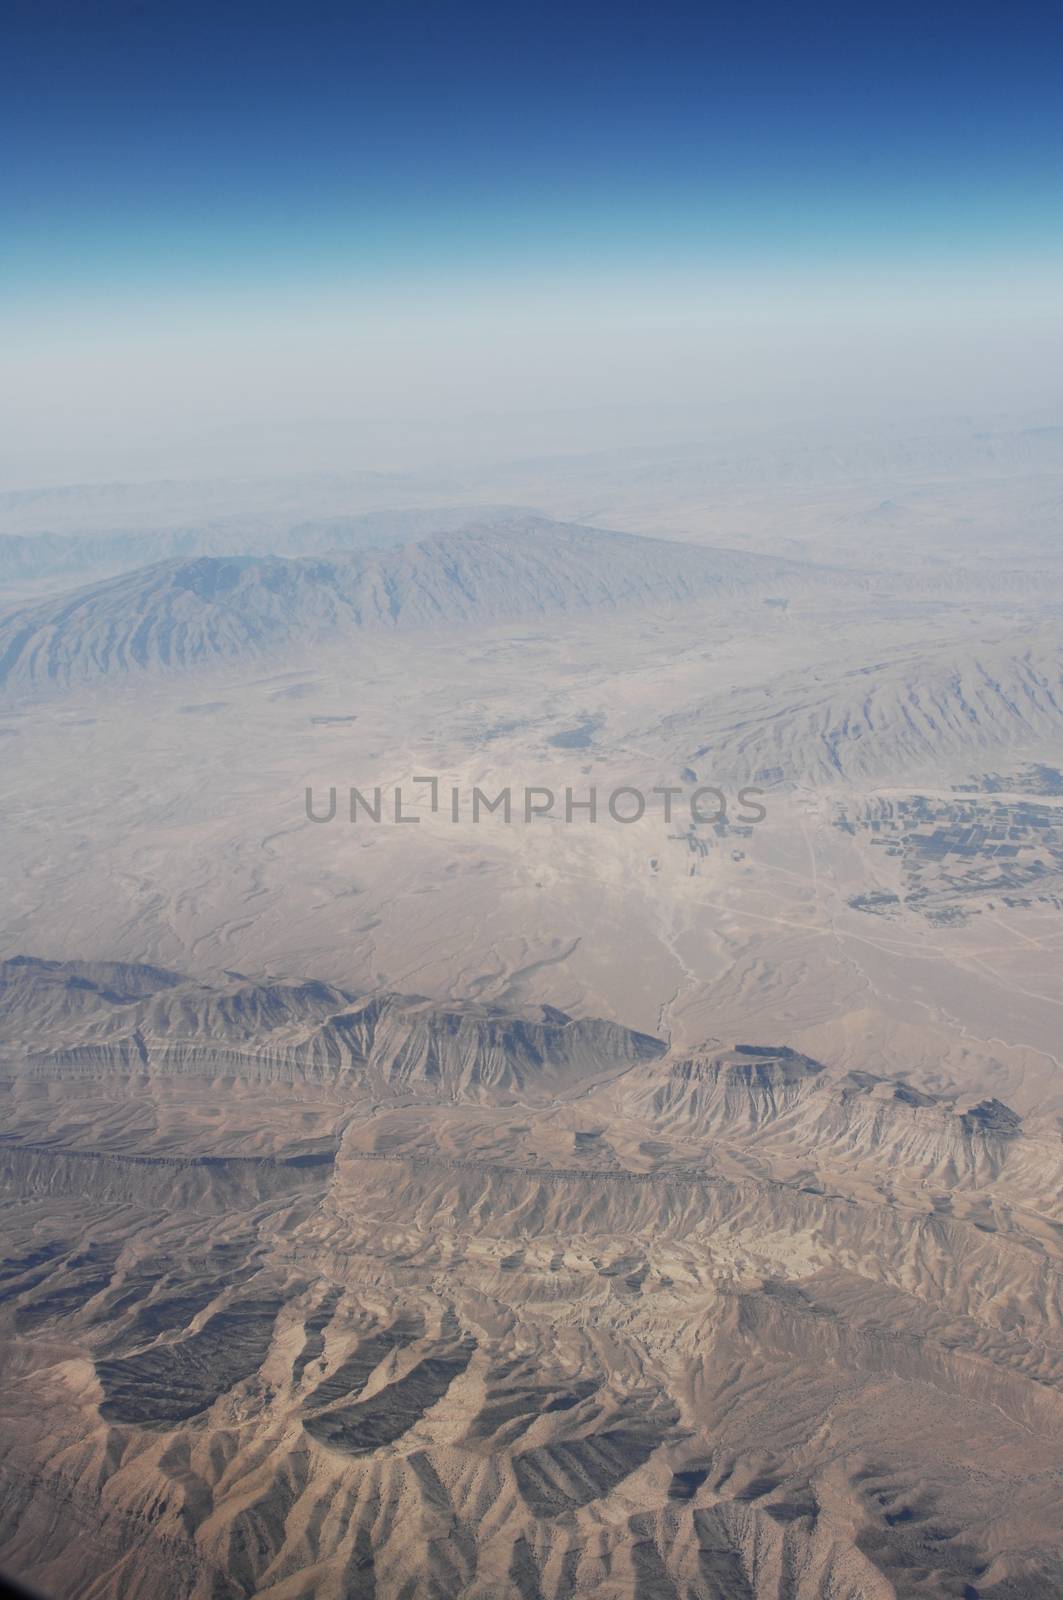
[2,420,1063,1598]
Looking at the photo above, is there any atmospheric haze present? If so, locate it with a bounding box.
[5,268,1063,485]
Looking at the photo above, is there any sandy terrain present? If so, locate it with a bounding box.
[2,430,1062,1596]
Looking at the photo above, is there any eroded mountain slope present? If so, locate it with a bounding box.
[649,626,1063,786]
[0,519,826,693]
[0,960,1061,1599]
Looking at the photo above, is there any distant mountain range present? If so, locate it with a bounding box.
[650,626,1063,786]
[0,517,825,693]
[0,504,527,587]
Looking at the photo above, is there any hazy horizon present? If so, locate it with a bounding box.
[4,0,1063,485]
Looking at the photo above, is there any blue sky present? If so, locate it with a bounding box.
[7,0,1063,293]
[4,0,1063,480]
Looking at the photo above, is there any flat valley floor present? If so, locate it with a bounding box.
[2,431,1063,1597]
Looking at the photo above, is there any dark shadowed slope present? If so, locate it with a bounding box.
[2,957,1062,1597]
